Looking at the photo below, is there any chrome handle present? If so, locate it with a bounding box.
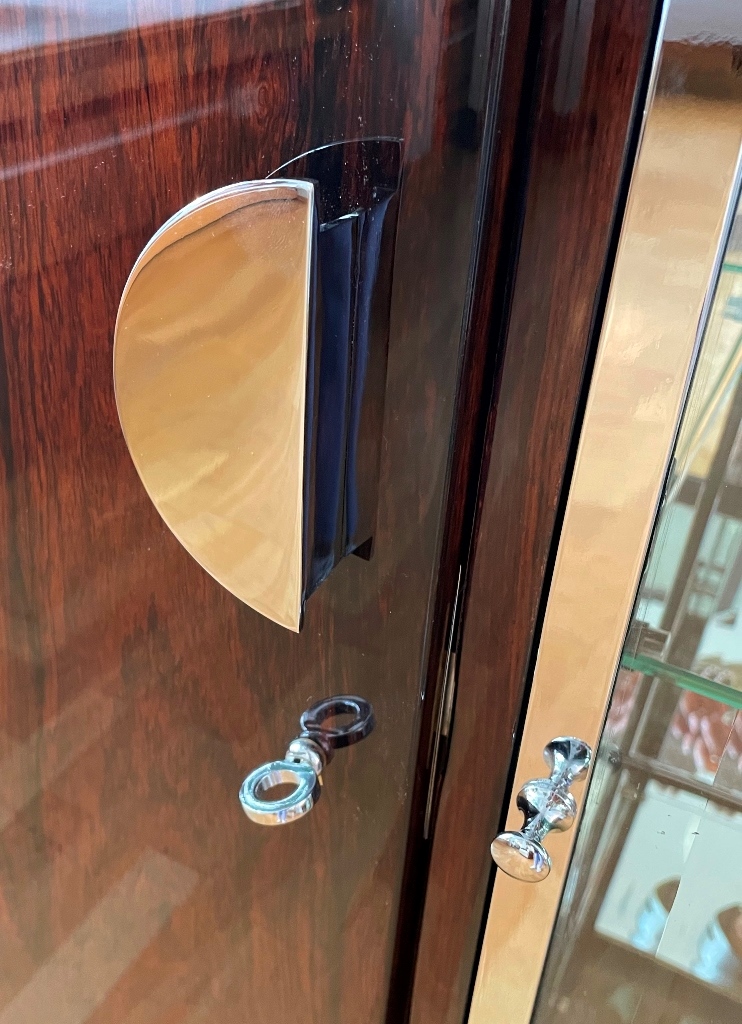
[491,737,591,882]
[114,141,401,633]
[240,696,375,825]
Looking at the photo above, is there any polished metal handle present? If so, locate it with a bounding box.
[114,141,401,633]
[490,737,591,882]
[240,696,375,825]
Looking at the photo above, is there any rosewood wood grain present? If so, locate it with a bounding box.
[386,3,535,1020]
[0,3,493,1024]
[407,2,662,1024]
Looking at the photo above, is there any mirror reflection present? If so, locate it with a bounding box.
[532,190,742,1023]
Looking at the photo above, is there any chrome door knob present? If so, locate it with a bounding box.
[491,737,591,882]
[240,696,375,825]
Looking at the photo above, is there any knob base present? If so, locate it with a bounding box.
[491,831,551,882]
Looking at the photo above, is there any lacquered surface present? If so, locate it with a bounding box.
[0,0,493,1021]
[469,4,742,1022]
[115,181,313,631]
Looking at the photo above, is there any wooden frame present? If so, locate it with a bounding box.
[468,7,742,1021]
[401,2,664,1023]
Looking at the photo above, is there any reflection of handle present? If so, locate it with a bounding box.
[240,696,375,825]
[491,737,591,882]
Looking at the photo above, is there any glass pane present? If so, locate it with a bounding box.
[530,194,742,1020]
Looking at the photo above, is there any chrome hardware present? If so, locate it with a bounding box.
[240,695,375,825]
[114,140,401,633]
[491,737,591,882]
[286,734,332,776]
[240,761,321,826]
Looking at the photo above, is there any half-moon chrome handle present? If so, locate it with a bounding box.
[240,696,375,825]
[491,737,591,882]
[114,141,402,633]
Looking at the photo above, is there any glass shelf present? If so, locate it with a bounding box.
[621,651,742,710]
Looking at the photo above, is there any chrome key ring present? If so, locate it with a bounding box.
[240,695,375,825]
[240,760,321,826]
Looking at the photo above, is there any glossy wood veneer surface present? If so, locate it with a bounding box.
[0,2,488,1022]
[408,2,661,1022]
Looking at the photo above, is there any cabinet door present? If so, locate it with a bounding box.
[0,2,492,1022]
[470,2,742,1022]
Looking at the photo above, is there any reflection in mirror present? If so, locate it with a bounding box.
[531,194,742,1020]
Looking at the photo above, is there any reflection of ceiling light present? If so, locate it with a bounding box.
[0,1,300,56]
